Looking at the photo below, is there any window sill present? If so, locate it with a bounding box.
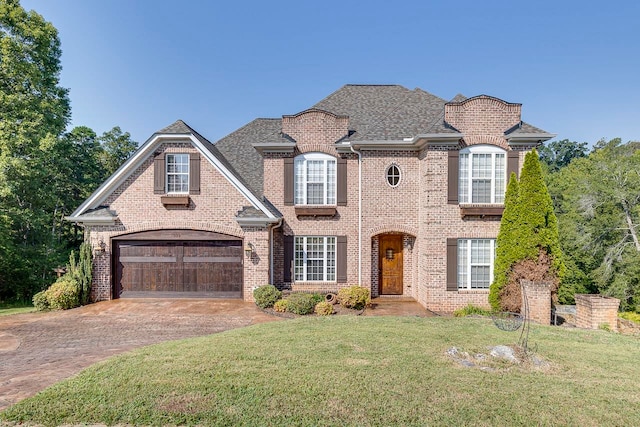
[294,206,337,217]
[161,195,190,206]
[459,204,504,218]
[457,289,490,293]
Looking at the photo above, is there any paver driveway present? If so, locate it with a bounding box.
[0,299,280,411]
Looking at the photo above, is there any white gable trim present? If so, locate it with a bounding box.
[68,133,275,221]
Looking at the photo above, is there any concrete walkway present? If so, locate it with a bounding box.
[0,297,435,411]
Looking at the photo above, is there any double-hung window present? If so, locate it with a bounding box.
[459,145,506,204]
[166,154,189,193]
[294,236,336,281]
[457,239,495,289]
[294,153,336,205]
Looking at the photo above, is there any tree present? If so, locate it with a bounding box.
[0,0,71,300]
[489,149,565,312]
[549,139,640,311]
[99,126,138,175]
[538,139,588,172]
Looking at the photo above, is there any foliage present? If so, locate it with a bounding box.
[314,301,334,316]
[546,139,640,310]
[310,293,324,306]
[337,286,371,310]
[252,285,282,309]
[0,1,137,302]
[619,312,640,324]
[285,293,317,315]
[490,150,565,312]
[538,139,588,172]
[273,299,288,313]
[32,291,49,311]
[3,317,640,426]
[453,304,492,317]
[77,242,93,305]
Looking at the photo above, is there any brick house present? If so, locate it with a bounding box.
[67,84,553,312]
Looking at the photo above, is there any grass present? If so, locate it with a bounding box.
[1,316,639,426]
[0,302,34,316]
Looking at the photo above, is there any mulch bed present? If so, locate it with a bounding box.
[260,303,365,319]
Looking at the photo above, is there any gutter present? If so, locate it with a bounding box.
[350,145,362,285]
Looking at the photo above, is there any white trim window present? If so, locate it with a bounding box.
[386,164,401,187]
[294,236,336,281]
[459,145,506,204]
[166,154,189,193]
[294,153,336,205]
[457,239,495,289]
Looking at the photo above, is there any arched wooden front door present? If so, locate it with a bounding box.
[379,234,403,295]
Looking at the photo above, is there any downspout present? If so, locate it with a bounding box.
[270,218,283,285]
[350,145,362,285]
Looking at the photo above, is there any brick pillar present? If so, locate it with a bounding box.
[575,294,620,331]
[521,280,551,325]
[241,226,271,302]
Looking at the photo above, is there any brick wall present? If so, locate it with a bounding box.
[575,294,620,331]
[86,141,270,302]
[521,280,551,325]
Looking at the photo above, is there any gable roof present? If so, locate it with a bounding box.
[68,120,278,222]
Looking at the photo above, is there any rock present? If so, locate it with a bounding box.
[490,345,519,363]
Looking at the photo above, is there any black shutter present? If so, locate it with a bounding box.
[447,151,459,204]
[284,158,294,205]
[446,238,458,291]
[154,152,165,194]
[507,150,520,180]
[189,152,200,195]
[337,157,347,206]
[337,236,347,283]
[284,235,294,283]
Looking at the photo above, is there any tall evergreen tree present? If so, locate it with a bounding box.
[489,172,519,310]
[489,149,565,311]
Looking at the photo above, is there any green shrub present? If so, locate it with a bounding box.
[46,276,80,310]
[286,293,316,315]
[274,299,289,313]
[253,285,282,309]
[619,312,640,324]
[337,286,370,310]
[453,304,492,317]
[311,293,325,306]
[314,301,334,316]
[32,291,49,311]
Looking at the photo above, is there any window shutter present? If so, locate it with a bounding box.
[154,152,165,194]
[337,236,347,283]
[284,158,294,206]
[337,157,347,206]
[284,235,294,283]
[507,150,520,180]
[446,238,458,291]
[189,152,200,195]
[447,150,459,204]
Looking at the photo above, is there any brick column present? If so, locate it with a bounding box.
[521,280,551,325]
[575,294,620,331]
[241,226,271,302]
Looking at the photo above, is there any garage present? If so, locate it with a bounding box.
[112,230,243,299]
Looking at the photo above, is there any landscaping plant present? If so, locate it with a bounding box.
[285,293,316,315]
[253,285,282,309]
[337,285,371,310]
[314,301,334,316]
[273,299,288,313]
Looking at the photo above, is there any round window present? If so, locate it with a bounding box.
[386,164,401,187]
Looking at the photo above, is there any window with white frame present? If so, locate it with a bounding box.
[459,145,506,204]
[166,154,189,193]
[294,153,336,205]
[457,239,495,289]
[294,236,336,281]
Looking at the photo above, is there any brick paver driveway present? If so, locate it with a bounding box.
[0,299,280,411]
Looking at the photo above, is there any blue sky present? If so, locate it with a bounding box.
[21,0,640,146]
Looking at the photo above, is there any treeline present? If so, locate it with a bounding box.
[0,0,136,301]
[541,139,640,311]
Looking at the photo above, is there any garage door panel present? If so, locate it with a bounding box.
[116,239,242,298]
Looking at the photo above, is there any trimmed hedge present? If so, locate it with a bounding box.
[253,285,282,309]
[337,286,370,310]
[286,293,317,315]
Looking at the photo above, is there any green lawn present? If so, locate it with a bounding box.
[0,303,34,316]
[2,316,639,426]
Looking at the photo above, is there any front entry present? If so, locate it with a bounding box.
[379,234,403,295]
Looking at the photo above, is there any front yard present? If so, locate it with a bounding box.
[2,316,639,426]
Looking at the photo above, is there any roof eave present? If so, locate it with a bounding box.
[235,217,282,227]
[65,216,117,226]
[252,142,297,154]
[506,133,556,145]
[336,133,463,152]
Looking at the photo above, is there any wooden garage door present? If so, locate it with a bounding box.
[114,240,243,298]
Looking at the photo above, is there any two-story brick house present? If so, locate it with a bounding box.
[68,84,553,312]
